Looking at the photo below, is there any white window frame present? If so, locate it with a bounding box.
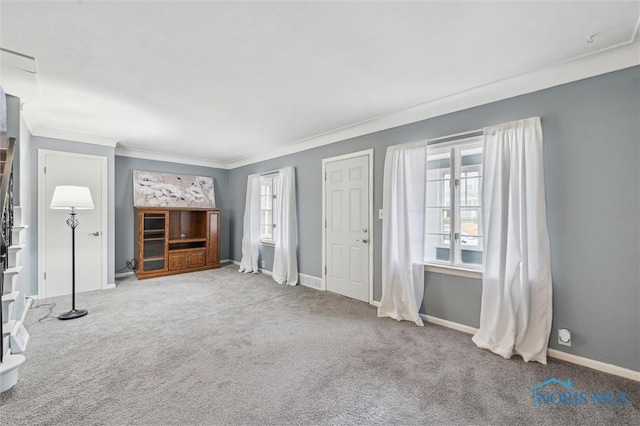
[259,173,278,245]
[425,136,483,278]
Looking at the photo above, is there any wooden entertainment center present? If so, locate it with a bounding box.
[136,207,220,279]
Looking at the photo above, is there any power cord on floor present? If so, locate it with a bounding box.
[25,296,59,321]
[115,259,138,273]
[36,303,57,321]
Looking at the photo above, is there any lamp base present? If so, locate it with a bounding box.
[58,309,88,320]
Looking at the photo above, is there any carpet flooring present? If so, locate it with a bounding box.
[1,265,639,425]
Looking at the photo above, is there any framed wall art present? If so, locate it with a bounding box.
[133,170,216,208]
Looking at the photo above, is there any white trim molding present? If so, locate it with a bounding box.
[420,314,479,335]
[424,264,482,280]
[115,146,228,169]
[31,125,120,147]
[299,273,322,290]
[547,349,640,383]
[259,268,272,276]
[114,271,135,279]
[226,39,640,169]
[15,36,639,171]
[415,313,640,382]
[20,298,34,323]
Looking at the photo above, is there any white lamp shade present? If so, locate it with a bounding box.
[50,186,95,210]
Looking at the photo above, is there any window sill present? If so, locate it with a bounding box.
[259,241,275,247]
[424,264,482,279]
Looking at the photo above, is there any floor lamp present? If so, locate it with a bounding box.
[50,185,94,320]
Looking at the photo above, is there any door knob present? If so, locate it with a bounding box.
[90,231,100,236]
[363,227,368,233]
[357,238,369,244]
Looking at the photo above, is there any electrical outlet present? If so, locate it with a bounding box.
[261,261,265,268]
[558,328,572,347]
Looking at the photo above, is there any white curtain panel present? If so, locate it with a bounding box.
[272,166,299,285]
[378,141,428,326]
[238,174,260,273]
[472,117,553,364]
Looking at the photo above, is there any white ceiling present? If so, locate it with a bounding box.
[1,1,639,168]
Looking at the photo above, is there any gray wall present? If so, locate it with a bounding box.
[229,66,640,371]
[114,156,230,272]
[29,137,116,294]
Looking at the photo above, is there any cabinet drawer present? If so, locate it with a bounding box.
[169,249,206,271]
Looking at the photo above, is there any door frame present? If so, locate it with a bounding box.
[321,149,374,304]
[37,149,108,298]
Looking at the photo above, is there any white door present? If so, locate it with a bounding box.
[40,151,105,298]
[324,153,371,302]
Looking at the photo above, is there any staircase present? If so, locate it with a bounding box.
[0,139,30,393]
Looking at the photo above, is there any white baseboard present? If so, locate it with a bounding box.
[547,349,640,382]
[420,313,479,335]
[234,263,273,277]
[220,259,231,264]
[299,273,322,290]
[415,313,639,382]
[115,271,135,279]
[233,260,321,289]
[21,298,34,323]
[232,260,268,275]
[106,283,116,289]
[372,300,380,307]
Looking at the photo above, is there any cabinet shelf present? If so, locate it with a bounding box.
[143,256,165,262]
[168,237,206,244]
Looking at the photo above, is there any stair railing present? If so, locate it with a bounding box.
[0,137,16,364]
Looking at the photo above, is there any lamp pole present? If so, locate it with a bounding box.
[59,208,87,320]
[70,209,77,311]
[50,185,93,320]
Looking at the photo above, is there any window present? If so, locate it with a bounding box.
[425,137,483,269]
[259,174,278,243]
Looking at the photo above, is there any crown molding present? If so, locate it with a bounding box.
[16,32,640,170]
[31,125,120,148]
[226,38,640,169]
[115,146,228,169]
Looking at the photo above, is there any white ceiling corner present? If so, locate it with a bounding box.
[1,1,639,170]
[30,125,120,148]
[0,48,41,104]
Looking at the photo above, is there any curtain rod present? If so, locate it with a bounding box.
[427,128,483,145]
